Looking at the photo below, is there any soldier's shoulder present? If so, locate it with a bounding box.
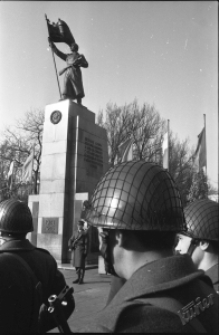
[35,247,52,256]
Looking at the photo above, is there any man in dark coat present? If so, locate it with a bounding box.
[68,219,88,284]
[0,199,75,332]
[83,161,219,333]
[175,199,219,293]
[49,39,88,104]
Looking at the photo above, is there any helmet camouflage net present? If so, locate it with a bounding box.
[184,199,218,241]
[86,161,185,231]
[0,199,33,234]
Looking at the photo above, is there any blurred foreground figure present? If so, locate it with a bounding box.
[0,199,75,332]
[175,199,219,293]
[0,252,40,333]
[84,161,218,333]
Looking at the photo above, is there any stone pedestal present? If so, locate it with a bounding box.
[34,100,108,263]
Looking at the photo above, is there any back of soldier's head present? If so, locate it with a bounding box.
[86,161,185,250]
[0,199,33,238]
[183,199,218,240]
[183,199,218,252]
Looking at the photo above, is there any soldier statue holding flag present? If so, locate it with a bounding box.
[46,16,88,104]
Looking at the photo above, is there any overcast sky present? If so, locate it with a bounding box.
[0,1,218,187]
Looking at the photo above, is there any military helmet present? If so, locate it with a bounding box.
[184,199,218,241]
[78,219,85,226]
[86,161,185,231]
[0,199,33,234]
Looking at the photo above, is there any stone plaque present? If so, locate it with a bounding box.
[84,137,104,178]
[42,217,59,234]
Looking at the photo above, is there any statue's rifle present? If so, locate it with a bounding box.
[45,14,61,98]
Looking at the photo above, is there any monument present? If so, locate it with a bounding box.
[29,100,109,263]
[28,18,109,264]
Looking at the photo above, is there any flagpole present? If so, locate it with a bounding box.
[72,116,79,236]
[203,114,207,177]
[45,14,61,98]
[31,145,35,195]
[167,119,170,171]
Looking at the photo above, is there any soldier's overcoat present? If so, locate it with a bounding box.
[86,255,219,333]
[0,252,39,333]
[0,238,74,331]
[68,229,88,268]
[206,263,219,294]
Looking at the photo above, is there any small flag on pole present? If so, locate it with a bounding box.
[21,146,35,183]
[8,161,15,190]
[192,128,206,173]
[162,132,169,170]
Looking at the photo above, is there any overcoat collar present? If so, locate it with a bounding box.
[0,239,35,252]
[205,263,219,285]
[109,255,205,305]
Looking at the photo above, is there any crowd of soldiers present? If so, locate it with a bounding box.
[0,161,218,333]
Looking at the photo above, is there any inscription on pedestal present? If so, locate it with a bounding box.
[84,137,103,172]
[42,217,58,234]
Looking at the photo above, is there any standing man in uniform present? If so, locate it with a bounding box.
[175,199,219,293]
[49,39,88,104]
[68,219,88,284]
[83,161,218,333]
[0,199,75,332]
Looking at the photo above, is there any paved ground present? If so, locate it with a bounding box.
[49,266,111,333]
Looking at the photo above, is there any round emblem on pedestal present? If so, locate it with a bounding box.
[50,110,62,124]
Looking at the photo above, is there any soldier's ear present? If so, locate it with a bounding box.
[199,240,209,251]
[115,231,123,247]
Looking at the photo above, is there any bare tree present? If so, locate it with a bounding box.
[97,100,164,166]
[129,101,164,162]
[168,132,193,206]
[0,109,44,198]
[97,100,196,206]
[188,169,210,203]
[97,102,133,166]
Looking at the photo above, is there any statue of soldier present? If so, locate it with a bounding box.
[49,38,88,104]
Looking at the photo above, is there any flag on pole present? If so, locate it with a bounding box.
[117,137,134,163]
[46,17,75,46]
[162,132,169,169]
[8,161,15,190]
[192,128,206,173]
[21,147,35,183]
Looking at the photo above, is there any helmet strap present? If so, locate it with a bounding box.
[99,231,117,276]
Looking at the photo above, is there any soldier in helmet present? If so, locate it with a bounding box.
[68,219,88,284]
[82,161,218,333]
[175,199,219,293]
[0,199,75,332]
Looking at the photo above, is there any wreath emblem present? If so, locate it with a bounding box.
[50,110,62,124]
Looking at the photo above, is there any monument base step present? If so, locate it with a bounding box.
[58,263,98,271]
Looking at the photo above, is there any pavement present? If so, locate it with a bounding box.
[49,266,111,333]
